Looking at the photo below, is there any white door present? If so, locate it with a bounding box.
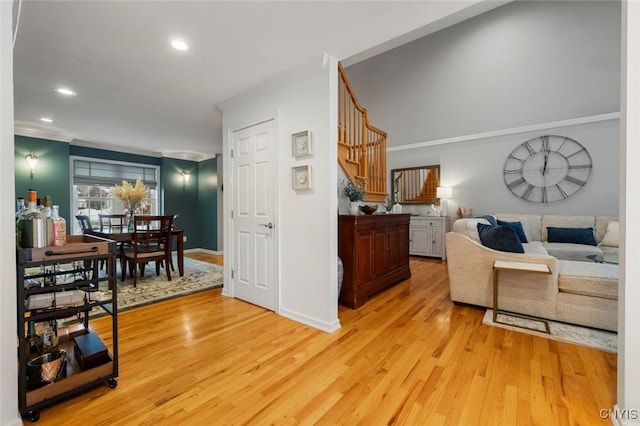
[232,120,276,310]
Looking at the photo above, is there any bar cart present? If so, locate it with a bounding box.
[16,235,119,422]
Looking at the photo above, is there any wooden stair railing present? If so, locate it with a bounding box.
[338,63,387,203]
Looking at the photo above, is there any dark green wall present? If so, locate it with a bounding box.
[15,136,218,250]
[161,157,200,250]
[198,158,218,250]
[15,136,71,224]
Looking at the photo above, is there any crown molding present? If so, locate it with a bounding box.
[387,112,621,153]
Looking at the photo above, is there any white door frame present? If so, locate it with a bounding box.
[222,114,279,313]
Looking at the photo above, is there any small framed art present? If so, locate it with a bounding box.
[292,165,311,190]
[292,130,312,158]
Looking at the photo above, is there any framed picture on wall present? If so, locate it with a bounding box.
[292,165,311,190]
[292,130,312,158]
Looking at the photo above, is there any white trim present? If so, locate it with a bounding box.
[183,248,223,255]
[14,125,75,143]
[279,307,341,333]
[387,112,621,153]
[68,155,161,234]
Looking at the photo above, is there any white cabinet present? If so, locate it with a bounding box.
[409,216,449,260]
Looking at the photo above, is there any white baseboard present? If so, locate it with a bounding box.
[278,307,341,333]
[178,248,223,255]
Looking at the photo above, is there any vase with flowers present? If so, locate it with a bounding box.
[112,179,149,231]
[343,178,366,215]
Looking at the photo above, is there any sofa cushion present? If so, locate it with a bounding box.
[547,227,597,246]
[558,260,618,300]
[522,241,549,256]
[477,223,524,253]
[599,221,619,247]
[542,215,595,241]
[497,219,528,243]
[452,218,491,243]
[543,242,603,261]
[494,214,540,242]
[595,216,618,244]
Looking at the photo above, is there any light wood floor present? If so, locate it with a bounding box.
[32,255,616,425]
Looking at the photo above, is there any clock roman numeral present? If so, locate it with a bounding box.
[541,187,548,203]
[522,141,536,155]
[564,175,586,186]
[555,184,569,199]
[541,136,549,153]
[507,177,526,190]
[566,148,587,159]
[558,137,569,152]
[569,164,592,170]
[503,169,523,175]
[508,155,525,164]
[522,184,535,200]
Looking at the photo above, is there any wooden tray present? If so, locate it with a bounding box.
[19,235,116,263]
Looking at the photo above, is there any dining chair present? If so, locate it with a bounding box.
[121,215,174,287]
[98,214,127,233]
[76,215,94,233]
[76,214,107,271]
[168,214,179,272]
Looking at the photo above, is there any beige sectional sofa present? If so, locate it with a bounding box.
[445,214,619,331]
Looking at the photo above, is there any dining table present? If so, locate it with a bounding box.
[87,228,185,280]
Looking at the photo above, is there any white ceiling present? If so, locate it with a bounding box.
[12,0,503,160]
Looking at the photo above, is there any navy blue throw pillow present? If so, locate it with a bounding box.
[496,219,528,243]
[547,227,597,246]
[477,223,524,253]
[479,215,497,227]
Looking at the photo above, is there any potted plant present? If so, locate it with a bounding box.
[343,178,366,215]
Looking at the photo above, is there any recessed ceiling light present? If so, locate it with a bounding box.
[170,39,189,51]
[55,87,77,96]
[40,117,53,123]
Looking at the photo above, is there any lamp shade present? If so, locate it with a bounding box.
[436,186,452,199]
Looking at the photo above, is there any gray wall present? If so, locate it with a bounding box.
[345,0,621,217]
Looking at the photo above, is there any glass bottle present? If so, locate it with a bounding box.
[41,321,59,353]
[16,197,25,246]
[20,189,47,248]
[25,321,43,363]
[43,196,54,246]
[51,205,67,246]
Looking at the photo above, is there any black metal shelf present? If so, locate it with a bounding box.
[16,235,119,422]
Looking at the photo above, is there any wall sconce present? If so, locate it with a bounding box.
[25,152,39,178]
[436,186,453,217]
[181,170,190,184]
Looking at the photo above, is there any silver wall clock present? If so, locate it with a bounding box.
[503,135,592,203]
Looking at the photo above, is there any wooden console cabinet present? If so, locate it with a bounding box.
[338,214,411,309]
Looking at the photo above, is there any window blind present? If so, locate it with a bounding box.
[73,159,157,188]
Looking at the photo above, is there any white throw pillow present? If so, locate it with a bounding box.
[600,221,619,247]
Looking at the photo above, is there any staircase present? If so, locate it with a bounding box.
[338,63,387,203]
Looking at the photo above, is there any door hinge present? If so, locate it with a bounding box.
[230,149,234,158]
[231,268,234,279]
[231,210,234,219]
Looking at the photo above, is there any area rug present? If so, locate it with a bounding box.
[73,256,222,316]
[482,309,617,353]
[104,256,223,312]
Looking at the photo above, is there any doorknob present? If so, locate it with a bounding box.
[259,223,274,229]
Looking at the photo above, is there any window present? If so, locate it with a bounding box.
[70,157,160,234]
